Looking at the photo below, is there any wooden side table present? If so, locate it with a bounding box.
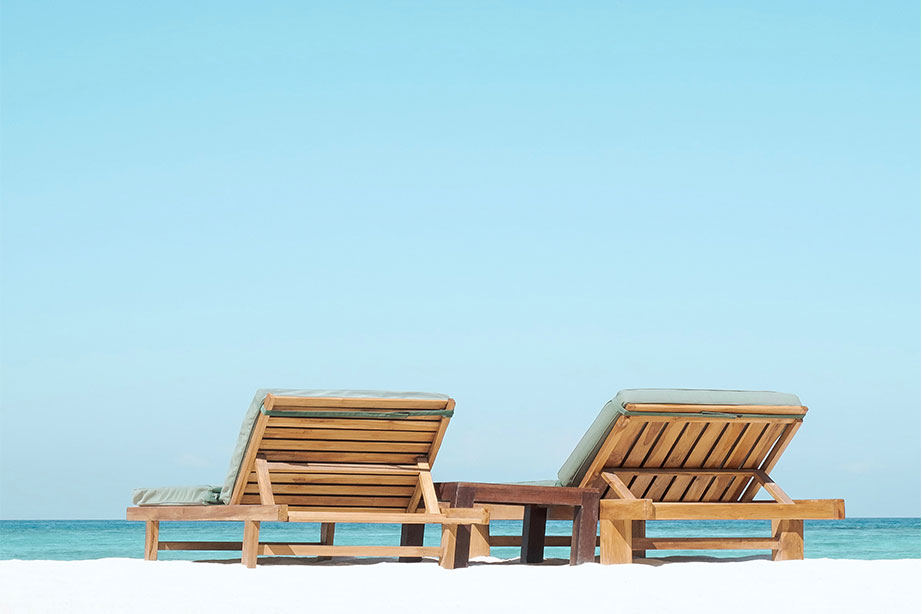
[431,482,600,569]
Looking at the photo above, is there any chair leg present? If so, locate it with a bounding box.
[599,518,633,564]
[439,524,459,569]
[242,520,260,568]
[144,521,159,561]
[470,524,491,558]
[772,519,804,561]
[399,524,425,562]
[439,485,475,569]
[318,522,335,561]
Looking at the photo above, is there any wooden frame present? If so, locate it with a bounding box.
[126,394,488,568]
[434,482,601,567]
[587,402,845,563]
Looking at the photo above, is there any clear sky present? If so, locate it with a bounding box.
[1,1,919,519]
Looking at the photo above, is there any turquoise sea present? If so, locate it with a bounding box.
[1,518,918,561]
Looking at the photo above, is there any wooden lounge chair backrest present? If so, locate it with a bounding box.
[228,392,454,513]
[566,390,807,503]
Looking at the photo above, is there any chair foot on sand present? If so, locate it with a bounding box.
[772,519,804,560]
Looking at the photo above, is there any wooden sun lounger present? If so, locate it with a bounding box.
[126,391,488,568]
[582,392,845,563]
[439,389,844,565]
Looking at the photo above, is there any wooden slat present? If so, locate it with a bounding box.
[602,420,647,467]
[722,422,783,502]
[623,403,807,416]
[615,468,757,476]
[264,462,420,475]
[257,439,432,453]
[266,394,451,410]
[262,427,435,442]
[660,423,725,501]
[634,537,778,550]
[245,483,416,496]
[127,505,287,521]
[704,423,767,502]
[251,472,417,486]
[259,451,421,464]
[287,509,489,525]
[741,421,802,501]
[643,422,704,501]
[628,422,686,497]
[266,417,441,431]
[578,417,638,487]
[241,494,410,507]
[621,422,666,469]
[684,422,747,502]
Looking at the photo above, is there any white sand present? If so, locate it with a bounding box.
[0,557,919,614]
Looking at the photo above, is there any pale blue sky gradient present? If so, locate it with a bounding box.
[1,1,919,518]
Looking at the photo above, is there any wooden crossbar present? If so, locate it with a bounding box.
[127,505,287,521]
[488,536,784,550]
[622,403,807,416]
[608,468,758,476]
[287,509,489,525]
[600,499,845,520]
[263,462,422,475]
[160,541,441,557]
[634,537,781,550]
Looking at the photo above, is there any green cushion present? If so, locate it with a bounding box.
[506,480,562,487]
[132,485,222,506]
[556,389,802,487]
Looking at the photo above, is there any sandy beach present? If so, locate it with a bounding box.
[1,557,918,614]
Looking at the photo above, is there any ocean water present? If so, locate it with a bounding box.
[1,518,918,561]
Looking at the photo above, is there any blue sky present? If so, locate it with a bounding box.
[1,1,918,519]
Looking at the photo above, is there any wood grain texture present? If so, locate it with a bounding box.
[127,505,287,521]
[144,521,159,561]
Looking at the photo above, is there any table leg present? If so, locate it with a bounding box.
[522,504,548,564]
[449,485,476,569]
[571,491,599,565]
[632,520,646,559]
